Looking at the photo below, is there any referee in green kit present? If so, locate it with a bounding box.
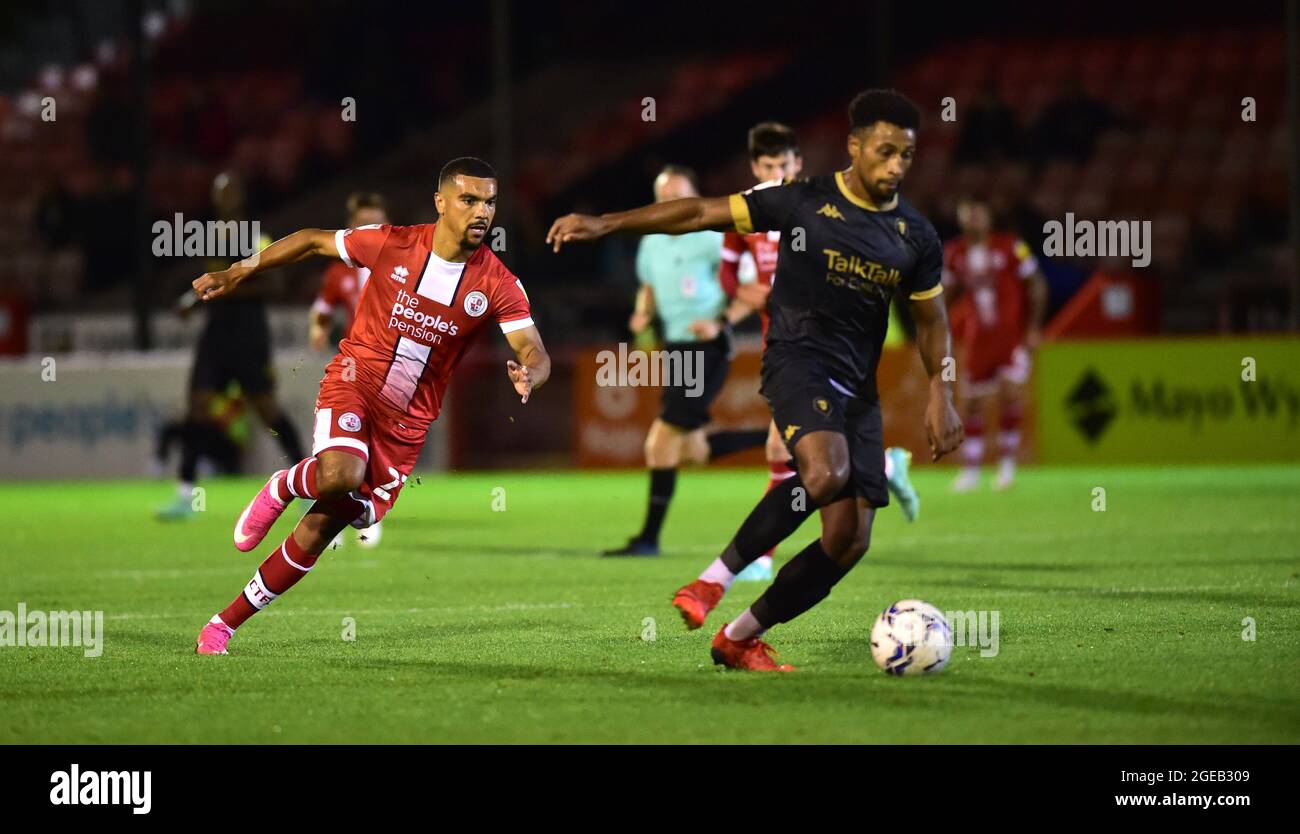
[603,165,766,557]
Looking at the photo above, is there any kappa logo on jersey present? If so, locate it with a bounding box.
[464,290,488,317]
[784,424,800,441]
[338,412,362,433]
[389,265,409,284]
[817,203,846,221]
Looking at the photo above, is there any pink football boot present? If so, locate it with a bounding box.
[233,469,289,552]
[195,618,234,655]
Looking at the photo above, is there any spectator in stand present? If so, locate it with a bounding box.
[955,83,1023,163]
[1031,74,1117,163]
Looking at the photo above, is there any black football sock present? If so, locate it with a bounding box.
[705,429,767,460]
[268,415,306,463]
[749,540,849,628]
[719,473,816,573]
[636,468,677,544]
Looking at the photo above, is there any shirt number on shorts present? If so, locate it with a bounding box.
[373,466,408,503]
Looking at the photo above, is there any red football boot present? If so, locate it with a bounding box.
[672,579,724,630]
[710,624,795,672]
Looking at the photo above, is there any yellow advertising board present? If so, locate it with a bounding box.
[1036,338,1300,463]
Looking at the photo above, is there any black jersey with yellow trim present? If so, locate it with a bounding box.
[730,171,943,400]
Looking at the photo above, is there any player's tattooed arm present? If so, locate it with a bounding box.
[546,197,735,251]
[191,229,339,301]
[909,294,965,461]
[504,325,550,404]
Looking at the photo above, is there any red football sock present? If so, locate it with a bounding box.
[218,533,323,630]
[999,404,1023,458]
[274,457,320,503]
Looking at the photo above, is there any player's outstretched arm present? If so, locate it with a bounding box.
[504,325,550,404]
[546,196,735,252]
[909,294,965,461]
[192,229,340,302]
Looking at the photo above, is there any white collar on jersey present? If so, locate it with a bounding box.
[416,250,468,306]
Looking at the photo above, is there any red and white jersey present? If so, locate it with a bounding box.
[312,261,370,335]
[719,229,781,335]
[324,223,533,427]
[942,232,1038,336]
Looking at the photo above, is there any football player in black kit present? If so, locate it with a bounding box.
[158,172,306,520]
[548,90,963,671]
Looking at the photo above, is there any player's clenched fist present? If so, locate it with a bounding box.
[192,264,251,301]
[924,394,964,462]
[506,359,533,404]
[546,214,610,252]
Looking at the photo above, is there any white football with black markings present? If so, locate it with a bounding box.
[870,599,953,676]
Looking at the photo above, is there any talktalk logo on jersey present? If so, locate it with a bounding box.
[390,289,459,343]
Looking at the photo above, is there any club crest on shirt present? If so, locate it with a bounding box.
[464,290,488,317]
[338,412,362,433]
[813,397,831,415]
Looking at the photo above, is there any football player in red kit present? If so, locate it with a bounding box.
[191,158,550,655]
[715,122,802,581]
[942,195,1047,491]
[309,191,389,351]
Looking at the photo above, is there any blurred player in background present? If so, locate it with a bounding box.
[603,165,765,557]
[717,122,921,584]
[549,90,963,671]
[157,172,305,520]
[309,192,389,352]
[942,195,1047,491]
[309,191,389,549]
[192,157,549,655]
[154,383,248,477]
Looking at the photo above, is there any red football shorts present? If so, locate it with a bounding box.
[311,378,426,527]
[963,332,1030,397]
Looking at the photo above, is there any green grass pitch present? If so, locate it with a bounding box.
[2,465,1298,743]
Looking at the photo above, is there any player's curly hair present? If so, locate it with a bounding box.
[848,89,921,134]
[438,157,497,188]
[748,121,799,160]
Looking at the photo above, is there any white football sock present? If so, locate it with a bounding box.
[699,558,736,589]
[724,608,766,641]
